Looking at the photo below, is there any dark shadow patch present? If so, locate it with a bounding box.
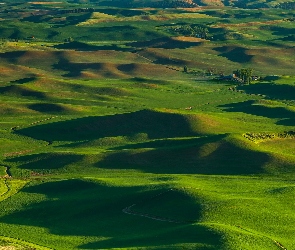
[263,76,280,81]
[53,59,132,77]
[117,63,137,72]
[238,83,295,101]
[1,179,223,249]
[5,153,83,170]
[0,85,46,99]
[85,44,132,52]
[27,103,67,113]
[63,13,93,26]
[0,51,27,64]
[98,135,268,175]
[53,41,101,51]
[110,136,212,151]
[214,46,253,63]
[10,77,37,84]
[127,37,202,49]
[129,77,169,85]
[269,26,295,37]
[16,109,198,141]
[276,118,295,126]
[281,34,295,41]
[129,189,201,223]
[219,100,295,119]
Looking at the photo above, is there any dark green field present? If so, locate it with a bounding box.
[0,0,295,249]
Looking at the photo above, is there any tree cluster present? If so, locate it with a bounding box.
[170,24,210,39]
[153,0,197,8]
[59,8,95,14]
[233,68,253,84]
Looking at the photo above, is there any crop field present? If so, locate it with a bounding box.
[0,0,295,249]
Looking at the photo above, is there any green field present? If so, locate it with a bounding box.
[0,1,295,249]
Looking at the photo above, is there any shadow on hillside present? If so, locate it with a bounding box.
[10,77,37,84]
[276,118,295,126]
[97,135,269,175]
[110,136,209,151]
[96,25,137,32]
[1,179,223,249]
[214,46,253,63]
[53,58,135,77]
[0,51,27,64]
[238,82,295,100]
[62,13,93,26]
[22,12,92,26]
[27,103,68,113]
[53,58,100,77]
[5,153,83,170]
[53,41,132,52]
[16,109,198,141]
[269,26,295,37]
[54,41,101,51]
[21,15,51,23]
[127,37,202,49]
[281,35,295,41]
[219,100,295,119]
[0,85,46,99]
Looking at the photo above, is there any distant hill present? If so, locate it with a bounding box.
[0,0,284,8]
[69,0,284,8]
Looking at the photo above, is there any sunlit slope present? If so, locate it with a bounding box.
[0,178,224,249]
[1,2,295,249]
[0,50,182,79]
[2,81,295,249]
[9,106,294,177]
[0,176,294,249]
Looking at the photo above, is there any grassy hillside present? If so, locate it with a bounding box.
[0,1,295,249]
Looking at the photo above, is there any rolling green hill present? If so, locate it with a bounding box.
[0,1,295,249]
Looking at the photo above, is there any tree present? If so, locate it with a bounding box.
[234,68,253,84]
[243,68,253,84]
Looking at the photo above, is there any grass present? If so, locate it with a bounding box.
[0,2,295,249]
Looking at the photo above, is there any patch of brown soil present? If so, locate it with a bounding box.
[172,36,207,42]
[179,7,203,11]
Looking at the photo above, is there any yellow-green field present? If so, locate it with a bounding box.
[0,1,295,249]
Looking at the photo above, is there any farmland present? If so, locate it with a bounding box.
[0,0,295,249]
